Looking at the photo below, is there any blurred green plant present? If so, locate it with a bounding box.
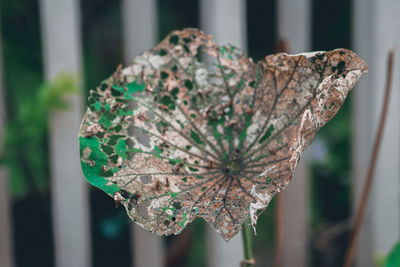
[373,252,386,267]
[0,72,79,198]
[39,73,80,110]
[385,241,400,267]
[375,241,400,267]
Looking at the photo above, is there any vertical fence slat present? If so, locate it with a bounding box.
[277,0,311,266]
[200,0,247,52]
[39,1,91,267]
[353,2,374,265]
[277,0,311,54]
[122,0,157,64]
[353,0,400,266]
[200,1,246,266]
[131,226,164,267]
[207,224,244,267]
[0,10,14,267]
[0,169,12,267]
[121,1,164,267]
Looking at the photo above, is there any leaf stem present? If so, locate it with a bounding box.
[241,224,255,267]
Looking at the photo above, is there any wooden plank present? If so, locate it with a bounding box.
[207,225,244,267]
[0,170,14,267]
[121,1,164,266]
[39,1,91,267]
[122,0,157,64]
[200,1,246,266]
[352,2,374,265]
[276,0,311,266]
[200,0,247,51]
[0,169,13,267]
[131,226,164,267]
[277,0,311,54]
[0,10,14,266]
[280,160,309,267]
[353,0,400,266]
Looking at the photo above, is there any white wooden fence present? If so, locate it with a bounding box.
[39,1,91,267]
[353,0,400,266]
[1,0,399,267]
[277,1,311,266]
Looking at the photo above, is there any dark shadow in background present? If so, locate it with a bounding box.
[12,194,54,267]
[158,0,199,42]
[311,0,352,266]
[247,0,276,61]
[1,1,54,267]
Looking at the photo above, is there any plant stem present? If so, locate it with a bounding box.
[241,224,255,267]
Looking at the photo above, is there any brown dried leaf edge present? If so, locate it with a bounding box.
[79,28,368,240]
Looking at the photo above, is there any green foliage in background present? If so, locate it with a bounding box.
[39,73,80,110]
[385,242,400,267]
[1,0,44,198]
[0,73,79,198]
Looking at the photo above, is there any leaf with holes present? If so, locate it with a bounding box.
[79,28,367,240]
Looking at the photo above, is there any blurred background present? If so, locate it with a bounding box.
[0,0,399,267]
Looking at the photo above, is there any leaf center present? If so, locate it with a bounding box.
[223,159,242,176]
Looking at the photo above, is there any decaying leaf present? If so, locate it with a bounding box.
[79,28,367,240]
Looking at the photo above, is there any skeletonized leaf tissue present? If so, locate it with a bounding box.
[79,28,367,240]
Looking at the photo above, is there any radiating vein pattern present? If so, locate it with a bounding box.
[79,28,368,240]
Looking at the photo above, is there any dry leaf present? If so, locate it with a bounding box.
[79,28,367,240]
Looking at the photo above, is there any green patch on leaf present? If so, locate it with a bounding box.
[99,114,112,128]
[184,79,193,90]
[259,124,275,144]
[115,138,128,159]
[160,95,175,110]
[79,137,120,194]
[171,87,179,99]
[190,130,204,145]
[112,81,145,100]
[101,144,114,155]
[169,35,179,45]
[188,167,199,172]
